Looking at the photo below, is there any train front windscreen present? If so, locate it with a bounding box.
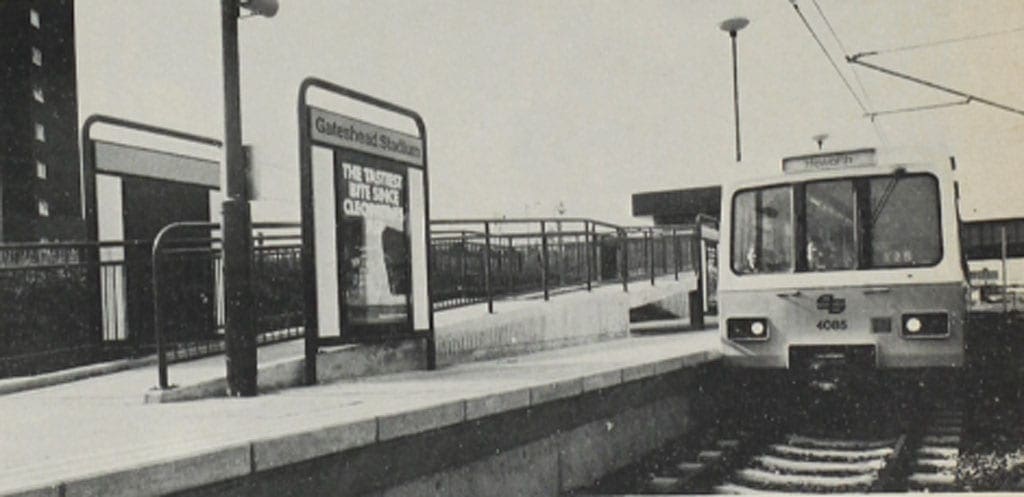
[731,173,942,275]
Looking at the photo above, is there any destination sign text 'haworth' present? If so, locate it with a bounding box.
[782,148,877,174]
[310,107,424,167]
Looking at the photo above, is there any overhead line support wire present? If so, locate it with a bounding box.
[789,0,869,115]
[870,25,1024,55]
[865,99,971,121]
[848,53,1024,118]
[807,0,886,143]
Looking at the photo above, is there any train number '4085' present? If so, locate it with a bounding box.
[816,319,848,331]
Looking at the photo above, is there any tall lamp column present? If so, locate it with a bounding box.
[719,17,749,163]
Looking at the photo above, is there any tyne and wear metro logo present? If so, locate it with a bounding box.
[816,294,847,314]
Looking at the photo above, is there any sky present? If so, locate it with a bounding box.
[75,0,1024,225]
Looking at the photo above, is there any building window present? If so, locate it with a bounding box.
[30,9,40,28]
[34,123,45,142]
[32,47,42,66]
[32,86,45,103]
[36,161,47,179]
[38,200,50,218]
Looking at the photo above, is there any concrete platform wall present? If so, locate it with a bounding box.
[436,291,630,367]
[176,365,715,497]
[627,274,697,319]
[378,395,692,497]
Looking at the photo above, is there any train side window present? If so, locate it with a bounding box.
[731,185,793,274]
[868,175,941,267]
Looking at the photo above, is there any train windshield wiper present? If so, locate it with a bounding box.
[870,168,905,225]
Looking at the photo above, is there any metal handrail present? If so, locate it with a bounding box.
[152,222,219,389]
[428,217,700,312]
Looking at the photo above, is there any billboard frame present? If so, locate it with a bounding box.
[298,77,435,386]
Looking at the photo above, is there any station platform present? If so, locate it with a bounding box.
[0,327,719,497]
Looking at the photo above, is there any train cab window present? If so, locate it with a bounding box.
[732,186,793,274]
[805,180,857,271]
[868,174,941,267]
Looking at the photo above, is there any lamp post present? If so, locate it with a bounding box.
[220,0,277,397]
[719,17,749,163]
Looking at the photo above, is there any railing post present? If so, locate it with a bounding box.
[648,229,655,286]
[152,240,169,390]
[541,221,549,301]
[673,228,680,281]
[585,222,592,291]
[254,231,265,335]
[620,230,628,292]
[661,232,668,276]
[561,220,569,286]
[459,232,467,304]
[484,221,493,314]
[507,236,514,294]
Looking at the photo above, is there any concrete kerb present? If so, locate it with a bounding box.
[144,341,424,403]
[0,355,158,396]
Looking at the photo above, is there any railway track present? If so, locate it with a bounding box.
[571,379,964,495]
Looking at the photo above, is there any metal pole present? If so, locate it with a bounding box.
[484,222,493,314]
[585,222,592,291]
[673,229,680,280]
[152,247,168,389]
[557,220,564,288]
[621,230,629,292]
[648,230,655,286]
[1002,226,1009,315]
[662,233,668,275]
[459,232,467,304]
[730,31,742,162]
[507,236,514,294]
[541,221,549,301]
[220,0,257,396]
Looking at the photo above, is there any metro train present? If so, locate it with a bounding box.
[718,148,968,371]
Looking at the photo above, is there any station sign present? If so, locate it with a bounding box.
[310,108,424,167]
[782,148,876,174]
[299,78,433,371]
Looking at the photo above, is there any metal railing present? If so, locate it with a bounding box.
[0,224,303,381]
[1,240,121,377]
[429,218,699,312]
[151,222,302,388]
[0,214,710,379]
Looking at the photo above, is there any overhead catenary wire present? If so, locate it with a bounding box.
[789,0,887,143]
[809,0,887,143]
[789,0,869,114]
[862,25,1024,56]
[848,53,1024,118]
[811,0,871,100]
[865,98,971,121]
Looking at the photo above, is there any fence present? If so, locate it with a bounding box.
[429,218,700,311]
[1,216,710,379]
[0,224,302,379]
[150,222,302,387]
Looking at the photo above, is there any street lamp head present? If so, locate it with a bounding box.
[719,17,749,35]
[241,0,278,18]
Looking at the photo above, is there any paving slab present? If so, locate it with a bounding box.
[0,330,719,496]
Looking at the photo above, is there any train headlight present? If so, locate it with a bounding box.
[901,313,949,338]
[727,318,769,341]
[750,321,766,336]
[905,317,922,334]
